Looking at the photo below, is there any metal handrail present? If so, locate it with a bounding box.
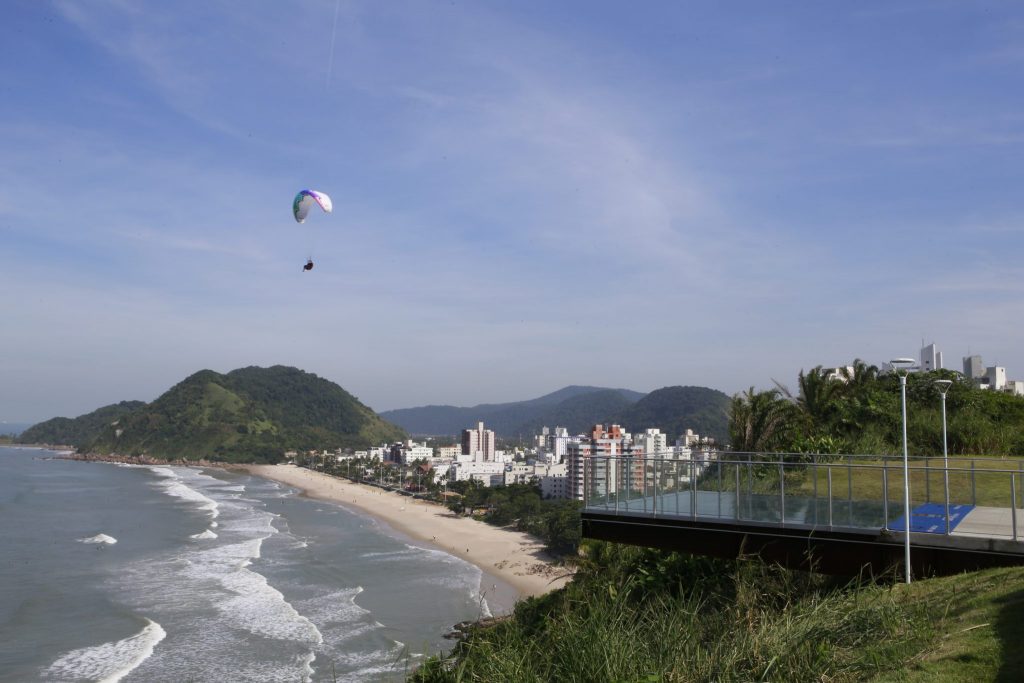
[581,454,1024,542]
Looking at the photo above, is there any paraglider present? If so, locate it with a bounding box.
[292,190,332,272]
[292,189,332,223]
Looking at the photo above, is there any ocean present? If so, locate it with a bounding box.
[0,447,489,682]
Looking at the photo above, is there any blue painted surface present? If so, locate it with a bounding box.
[889,503,975,533]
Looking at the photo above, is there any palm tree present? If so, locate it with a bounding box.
[729,387,794,452]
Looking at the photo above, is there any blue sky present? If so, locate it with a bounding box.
[3,1,1023,422]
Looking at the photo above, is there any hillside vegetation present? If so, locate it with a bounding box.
[383,384,730,443]
[380,385,645,436]
[730,361,1024,456]
[18,401,146,447]
[24,366,405,463]
[412,544,1024,682]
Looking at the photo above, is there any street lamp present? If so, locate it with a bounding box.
[891,358,916,584]
[934,379,953,535]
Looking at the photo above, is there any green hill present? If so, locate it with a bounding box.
[18,401,147,447]
[614,386,731,443]
[84,365,405,463]
[380,385,645,436]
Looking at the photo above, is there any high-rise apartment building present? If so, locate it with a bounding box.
[461,421,495,462]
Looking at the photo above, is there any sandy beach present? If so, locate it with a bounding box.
[236,464,572,613]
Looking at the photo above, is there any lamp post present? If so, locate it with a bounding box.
[891,358,916,584]
[934,379,953,534]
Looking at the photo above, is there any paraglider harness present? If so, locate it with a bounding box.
[303,260,314,272]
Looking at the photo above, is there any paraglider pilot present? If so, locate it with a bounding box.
[303,260,314,272]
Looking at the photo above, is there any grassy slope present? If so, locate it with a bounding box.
[411,547,1024,682]
[888,566,1024,683]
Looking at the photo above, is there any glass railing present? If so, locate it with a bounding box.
[582,453,1024,541]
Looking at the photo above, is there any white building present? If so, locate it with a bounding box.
[920,342,944,372]
[461,421,496,462]
[537,463,568,499]
[389,440,434,465]
[448,460,505,486]
[436,445,461,459]
[986,366,1008,391]
[634,428,668,457]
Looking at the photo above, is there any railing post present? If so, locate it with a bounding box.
[653,458,659,518]
[583,457,589,509]
[882,465,889,530]
[925,456,931,503]
[606,458,614,511]
[717,460,723,518]
[847,455,854,522]
[735,462,741,521]
[944,457,951,535]
[1012,473,1019,542]
[642,458,648,514]
[674,460,680,516]
[827,466,833,529]
[972,460,977,506]
[690,459,697,519]
[779,462,786,526]
[812,457,819,525]
[625,458,631,511]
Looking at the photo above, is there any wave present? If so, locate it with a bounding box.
[148,467,220,519]
[190,529,218,540]
[78,534,117,545]
[42,618,166,683]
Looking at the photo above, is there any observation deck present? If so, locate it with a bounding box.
[580,453,1024,577]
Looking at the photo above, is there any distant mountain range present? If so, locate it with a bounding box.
[19,366,406,463]
[381,385,731,443]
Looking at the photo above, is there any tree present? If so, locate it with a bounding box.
[728,387,795,452]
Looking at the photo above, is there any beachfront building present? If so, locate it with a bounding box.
[565,424,634,501]
[388,440,434,465]
[448,460,505,486]
[537,463,568,499]
[461,421,496,462]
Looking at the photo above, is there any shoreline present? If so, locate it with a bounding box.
[233,464,572,614]
[33,451,574,613]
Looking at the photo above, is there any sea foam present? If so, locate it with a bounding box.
[190,529,218,540]
[78,534,117,545]
[42,618,166,683]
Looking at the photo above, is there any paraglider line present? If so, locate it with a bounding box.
[326,0,341,90]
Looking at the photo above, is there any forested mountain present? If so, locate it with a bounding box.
[29,366,405,463]
[18,401,147,447]
[380,385,644,436]
[614,386,731,443]
[382,384,729,441]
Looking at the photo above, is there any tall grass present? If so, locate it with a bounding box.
[411,545,936,682]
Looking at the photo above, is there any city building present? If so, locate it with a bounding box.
[634,428,668,457]
[436,445,461,459]
[461,421,496,462]
[920,342,943,372]
[963,355,985,380]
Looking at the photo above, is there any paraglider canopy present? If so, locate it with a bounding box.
[292,189,333,223]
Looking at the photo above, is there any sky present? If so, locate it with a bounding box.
[2,1,1024,422]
